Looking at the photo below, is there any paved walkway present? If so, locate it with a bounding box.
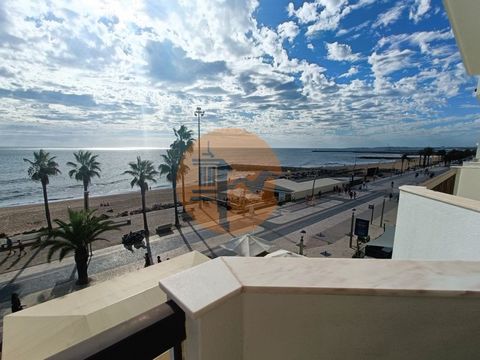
[0,166,448,333]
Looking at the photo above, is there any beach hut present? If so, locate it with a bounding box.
[220,234,272,257]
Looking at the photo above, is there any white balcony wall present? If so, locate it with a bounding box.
[393,186,480,261]
[242,293,478,360]
[453,163,480,201]
[182,292,479,360]
[160,257,480,360]
[2,251,209,360]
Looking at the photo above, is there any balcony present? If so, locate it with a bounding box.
[159,257,480,360]
[2,251,209,360]
[3,254,480,359]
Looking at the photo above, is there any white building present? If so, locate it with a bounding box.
[263,177,348,202]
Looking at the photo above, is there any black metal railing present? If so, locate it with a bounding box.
[86,300,186,360]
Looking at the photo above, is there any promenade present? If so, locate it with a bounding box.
[0,167,446,334]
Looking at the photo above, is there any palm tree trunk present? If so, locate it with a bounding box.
[83,180,89,211]
[42,180,52,231]
[75,247,89,285]
[173,179,180,227]
[83,180,93,259]
[141,187,153,263]
[182,172,186,213]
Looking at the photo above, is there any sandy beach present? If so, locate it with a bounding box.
[0,188,175,236]
[0,158,421,237]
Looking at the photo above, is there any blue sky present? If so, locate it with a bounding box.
[0,0,478,148]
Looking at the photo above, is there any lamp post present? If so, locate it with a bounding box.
[349,208,356,248]
[194,106,205,205]
[369,204,374,224]
[297,230,306,255]
[380,196,386,227]
[310,172,317,206]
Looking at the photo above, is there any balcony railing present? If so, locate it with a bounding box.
[86,300,185,360]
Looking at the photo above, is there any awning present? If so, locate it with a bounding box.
[365,225,395,259]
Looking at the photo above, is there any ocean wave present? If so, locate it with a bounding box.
[0,178,30,185]
[96,179,126,186]
[66,184,83,189]
[0,193,28,201]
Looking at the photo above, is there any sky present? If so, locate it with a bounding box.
[0,0,479,148]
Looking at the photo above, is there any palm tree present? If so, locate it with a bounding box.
[35,209,121,285]
[424,147,434,167]
[436,149,447,166]
[24,150,61,231]
[400,154,409,173]
[174,125,195,212]
[123,157,158,262]
[67,150,101,211]
[159,146,181,228]
[418,149,425,168]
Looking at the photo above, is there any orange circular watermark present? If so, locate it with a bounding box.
[180,128,281,235]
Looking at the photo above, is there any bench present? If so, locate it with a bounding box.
[156,224,173,236]
[113,219,132,227]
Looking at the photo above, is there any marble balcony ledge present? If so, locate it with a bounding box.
[159,257,480,319]
[400,185,480,212]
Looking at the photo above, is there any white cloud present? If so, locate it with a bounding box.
[326,41,360,61]
[288,1,318,24]
[288,0,350,36]
[373,2,405,28]
[409,0,430,23]
[306,0,349,36]
[277,21,299,43]
[377,30,453,54]
[368,49,415,91]
[349,0,376,11]
[339,66,358,78]
[0,0,475,148]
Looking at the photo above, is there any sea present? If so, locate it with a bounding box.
[0,148,399,208]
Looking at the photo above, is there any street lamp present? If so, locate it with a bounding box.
[194,106,205,204]
[310,171,318,206]
[380,195,386,227]
[297,230,306,255]
[368,204,374,224]
[349,208,356,248]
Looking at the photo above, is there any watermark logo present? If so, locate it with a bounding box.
[181,128,281,235]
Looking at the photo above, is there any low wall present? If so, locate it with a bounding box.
[394,186,480,261]
[160,257,480,360]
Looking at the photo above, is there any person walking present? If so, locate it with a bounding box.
[144,252,151,267]
[18,240,26,257]
[11,293,24,313]
[6,236,15,256]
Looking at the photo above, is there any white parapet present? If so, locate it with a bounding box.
[453,161,480,201]
[444,0,480,75]
[159,257,480,360]
[2,251,209,360]
[394,185,480,261]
